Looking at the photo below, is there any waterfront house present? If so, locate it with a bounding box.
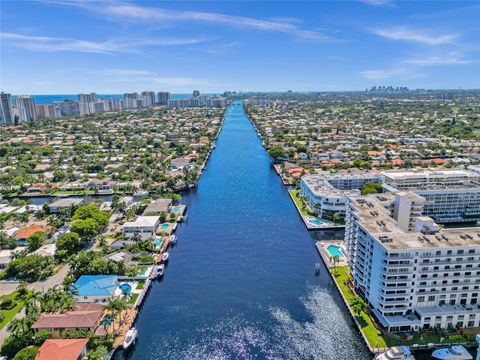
[122,216,160,240]
[32,303,105,336]
[36,338,88,360]
[15,224,53,242]
[73,275,119,303]
[49,198,84,214]
[143,198,172,215]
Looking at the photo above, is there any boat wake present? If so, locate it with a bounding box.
[143,287,369,360]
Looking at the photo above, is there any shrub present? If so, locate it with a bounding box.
[12,346,38,360]
[0,298,16,310]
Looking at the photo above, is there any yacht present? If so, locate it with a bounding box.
[432,345,472,360]
[375,346,416,360]
[123,327,138,350]
[157,264,165,277]
[169,235,176,244]
[161,252,169,263]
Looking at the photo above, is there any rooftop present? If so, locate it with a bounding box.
[36,338,88,360]
[350,193,480,250]
[73,275,118,297]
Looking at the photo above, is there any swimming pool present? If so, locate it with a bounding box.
[120,283,132,295]
[174,206,181,213]
[155,238,163,247]
[327,244,343,258]
[308,218,324,226]
[160,223,169,231]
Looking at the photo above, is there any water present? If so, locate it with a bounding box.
[128,100,370,360]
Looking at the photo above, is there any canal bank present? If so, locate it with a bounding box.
[126,101,370,359]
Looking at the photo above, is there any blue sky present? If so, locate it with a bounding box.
[1,0,479,94]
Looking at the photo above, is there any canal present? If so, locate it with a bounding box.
[129,100,371,359]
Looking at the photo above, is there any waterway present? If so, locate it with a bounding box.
[128,101,371,359]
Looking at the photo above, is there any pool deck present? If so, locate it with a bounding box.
[315,240,349,268]
[288,190,342,231]
[156,222,177,235]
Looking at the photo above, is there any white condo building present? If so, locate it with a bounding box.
[345,192,480,333]
[0,92,13,125]
[382,168,480,223]
[300,171,383,221]
[15,95,37,122]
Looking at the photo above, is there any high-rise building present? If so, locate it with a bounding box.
[345,192,480,333]
[192,90,200,97]
[123,93,138,109]
[78,93,98,103]
[57,100,80,116]
[36,104,59,119]
[157,91,170,106]
[0,92,13,125]
[141,91,155,107]
[15,95,37,122]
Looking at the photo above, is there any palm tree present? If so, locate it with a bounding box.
[330,255,340,275]
[8,318,30,336]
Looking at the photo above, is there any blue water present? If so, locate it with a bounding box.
[327,245,344,258]
[13,93,215,105]
[127,101,370,360]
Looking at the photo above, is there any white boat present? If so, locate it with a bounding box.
[169,235,176,244]
[375,346,415,360]
[157,264,165,277]
[432,345,472,360]
[123,327,138,350]
[161,252,169,262]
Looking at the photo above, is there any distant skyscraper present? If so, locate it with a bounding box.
[0,92,13,125]
[36,104,58,119]
[141,91,155,107]
[15,95,37,122]
[157,91,170,106]
[123,93,138,109]
[192,90,200,97]
[78,93,98,103]
[57,100,80,116]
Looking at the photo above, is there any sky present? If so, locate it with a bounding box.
[0,0,479,94]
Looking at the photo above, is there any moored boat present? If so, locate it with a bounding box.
[123,327,138,350]
[157,264,165,277]
[432,345,472,360]
[169,235,176,244]
[375,346,415,360]
[162,252,169,263]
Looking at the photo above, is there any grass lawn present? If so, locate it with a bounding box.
[332,267,472,349]
[0,292,25,330]
[136,280,146,290]
[128,293,139,305]
[289,190,311,217]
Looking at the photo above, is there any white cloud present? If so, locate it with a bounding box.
[0,32,209,54]
[370,26,457,45]
[46,1,338,42]
[405,53,475,66]
[360,67,419,80]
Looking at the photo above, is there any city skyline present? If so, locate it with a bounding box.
[1,0,479,94]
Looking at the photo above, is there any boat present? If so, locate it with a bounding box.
[161,252,169,263]
[432,345,472,360]
[157,264,165,277]
[375,346,416,360]
[123,327,138,350]
[169,235,176,244]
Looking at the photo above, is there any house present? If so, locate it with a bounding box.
[32,303,104,336]
[33,243,56,257]
[143,198,172,215]
[73,275,119,303]
[0,250,13,269]
[36,338,88,360]
[122,216,160,240]
[15,224,53,242]
[48,198,83,214]
[171,157,191,170]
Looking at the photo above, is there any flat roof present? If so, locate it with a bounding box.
[350,194,480,250]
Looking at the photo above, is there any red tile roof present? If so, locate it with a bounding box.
[15,225,53,240]
[36,339,88,360]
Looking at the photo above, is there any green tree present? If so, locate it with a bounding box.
[70,218,100,239]
[351,296,366,317]
[55,232,82,261]
[27,232,46,252]
[12,346,38,360]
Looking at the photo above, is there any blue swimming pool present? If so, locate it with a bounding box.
[174,206,181,213]
[308,218,323,226]
[327,244,343,258]
[120,283,132,295]
[155,238,163,247]
[160,224,169,231]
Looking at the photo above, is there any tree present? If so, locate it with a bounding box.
[2,255,54,282]
[351,296,366,317]
[70,218,100,240]
[330,255,340,275]
[360,181,383,196]
[8,318,30,337]
[269,146,287,160]
[12,346,38,360]
[55,232,81,261]
[72,205,109,228]
[87,345,109,360]
[27,232,46,252]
